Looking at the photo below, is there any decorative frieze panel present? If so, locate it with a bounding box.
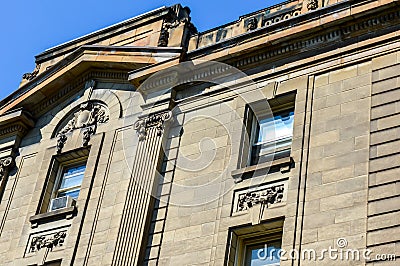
[56,101,109,153]
[29,231,67,253]
[233,180,287,213]
[260,5,301,28]
[26,228,69,256]
[134,111,173,141]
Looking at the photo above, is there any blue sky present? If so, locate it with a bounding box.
[0,0,282,100]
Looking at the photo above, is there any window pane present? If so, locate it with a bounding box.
[58,188,80,199]
[245,241,281,266]
[59,165,85,189]
[256,111,294,144]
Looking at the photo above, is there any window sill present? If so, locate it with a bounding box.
[232,156,293,183]
[29,206,77,228]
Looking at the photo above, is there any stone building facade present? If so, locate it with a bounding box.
[0,0,399,265]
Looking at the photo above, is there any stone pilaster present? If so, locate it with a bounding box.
[111,109,172,266]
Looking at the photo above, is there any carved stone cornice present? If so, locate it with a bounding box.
[189,2,400,69]
[32,71,128,117]
[0,124,28,138]
[56,101,109,153]
[134,111,173,141]
[0,157,14,181]
[0,109,34,139]
[29,230,67,253]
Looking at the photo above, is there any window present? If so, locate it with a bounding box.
[48,163,86,211]
[54,164,86,200]
[250,109,294,165]
[242,93,296,167]
[37,149,90,214]
[226,221,283,266]
[242,236,281,266]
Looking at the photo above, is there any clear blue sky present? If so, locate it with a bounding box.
[0,0,282,101]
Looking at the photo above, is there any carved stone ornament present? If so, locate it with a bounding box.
[246,17,258,31]
[134,111,173,141]
[237,184,284,212]
[158,6,192,47]
[23,64,41,81]
[29,231,67,253]
[307,0,318,11]
[158,28,170,47]
[0,157,14,181]
[56,101,109,153]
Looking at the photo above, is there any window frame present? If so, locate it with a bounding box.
[227,222,284,266]
[244,93,296,167]
[249,105,295,166]
[51,162,86,202]
[38,148,90,214]
[239,232,282,266]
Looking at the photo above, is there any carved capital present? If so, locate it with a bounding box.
[0,157,15,181]
[134,111,173,141]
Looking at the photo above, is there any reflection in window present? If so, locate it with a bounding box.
[56,165,86,199]
[251,110,294,165]
[244,240,281,266]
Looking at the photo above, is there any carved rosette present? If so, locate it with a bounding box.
[0,157,14,181]
[56,101,109,153]
[307,0,318,11]
[237,184,284,212]
[29,231,67,253]
[134,111,173,141]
